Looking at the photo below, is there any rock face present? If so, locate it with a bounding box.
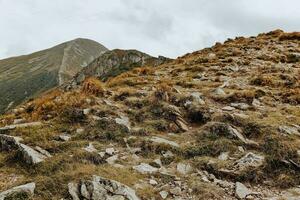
[69,49,171,86]
[0,182,35,200]
[0,38,108,114]
[68,175,140,200]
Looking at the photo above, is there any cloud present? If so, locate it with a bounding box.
[0,0,299,59]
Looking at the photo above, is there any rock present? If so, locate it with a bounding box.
[190,92,205,105]
[13,118,26,124]
[115,116,131,131]
[159,191,169,199]
[235,182,252,199]
[19,143,48,164]
[83,108,92,115]
[69,176,140,200]
[238,146,245,152]
[0,134,23,151]
[218,152,229,161]
[83,143,97,153]
[230,103,250,110]
[222,106,235,111]
[252,99,261,108]
[153,158,162,167]
[0,182,35,200]
[35,146,52,157]
[58,134,71,141]
[0,134,49,165]
[235,152,264,170]
[170,186,181,196]
[106,155,119,165]
[212,88,226,96]
[0,122,42,132]
[149,179,158,185]
[68,182,80,200]
[175,118,189,132]
[76,128,85,134]
[133,163,159,174]
[150,137,179,148]
[176,163,193,175]
[165,105,189,132]
[106,147,116,156]
[278,125,300,136]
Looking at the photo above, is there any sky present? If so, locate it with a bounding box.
[0,0,299,59]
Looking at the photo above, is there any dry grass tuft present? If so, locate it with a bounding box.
[82,77,105,96]
[279,32,300,41]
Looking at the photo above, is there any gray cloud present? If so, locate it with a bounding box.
[0,0,299,59]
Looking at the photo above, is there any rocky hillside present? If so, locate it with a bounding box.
[0,38,108,114]
[0,30,300,200]
[68,49,171,87]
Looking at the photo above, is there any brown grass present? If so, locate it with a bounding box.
[82,77,105,96]
[279,32,300,41]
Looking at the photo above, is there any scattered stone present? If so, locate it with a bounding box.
[150,136,179,148]
[13,118,26,124]
[105,147,116,156]
[69,175,140,200]
[235,152,265,170]
[218,152,229,161]
[58,134,71,141]
[76,128,85,134]
[106,155,118,165]
[176,163,193,175]
[83,108,92,115]
[159,191,168,199]
[238,146,245,152]
[230,103,250,110]
[19,144,48,164]
[149,179,158,186]
[190,92,205,105]
[115,116,131,131]
[170,186,181,196]
[235,182,252,199]
[0,122,42,132]
[0,182,35,200]
[278,125,300,136]
[83,143,97,153]
[212,88,226,96]
[133,163,159,174]
[222,106,235,111]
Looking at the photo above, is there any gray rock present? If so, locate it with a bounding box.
[13,118,26,124]
[170,187,181,196]
[133,163,159,174]
[0,134,23,150]
[58,134,71,141]
[212,88,226,96]
[222,106,235,111]
[83,143,97,153]
[150,137,179,148]
[0,121,42,132]
[0,182,35,200]
[115,116,131,131]
[230,103,250,110]
[106,155,119,165]
[235,182,252,199]
[159,191,169,199]
[190,92,205,105]
[19,143,48,164]
[278,125,300,136]
[218,152,229,161]
[235,152,265,170]
[176,163,193,175]
[105,147,116,156]
[68,182,80,200]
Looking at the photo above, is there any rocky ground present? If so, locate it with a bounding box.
[0,30,299,199]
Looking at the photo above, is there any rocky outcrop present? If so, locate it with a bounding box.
[68,175,140,200]
[0,182,35,200]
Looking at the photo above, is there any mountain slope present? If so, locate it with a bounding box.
[0,38,108,113]
[0,30,299,199]
[69,49,171,87]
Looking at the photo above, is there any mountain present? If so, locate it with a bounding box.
[69,49,171,87]
[0,30,300,199]
[0,38,108,114]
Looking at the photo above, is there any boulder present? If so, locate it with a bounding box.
[18,144,49,165]
[0,182,35,200]
[0,134,23,151]
[0,122,42,132]
[68,176,140,200]
[235,182,252,199]
[115,116,131,131]
[133,163,159,174]
[150,136,179,148]
[235,152,265,170]
[176,163,193,175]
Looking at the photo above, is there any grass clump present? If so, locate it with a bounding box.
[82,77,105,96]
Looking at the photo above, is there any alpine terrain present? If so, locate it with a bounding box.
[0,30,300,200]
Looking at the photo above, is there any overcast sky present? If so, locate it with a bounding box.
[0,0,299,59]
